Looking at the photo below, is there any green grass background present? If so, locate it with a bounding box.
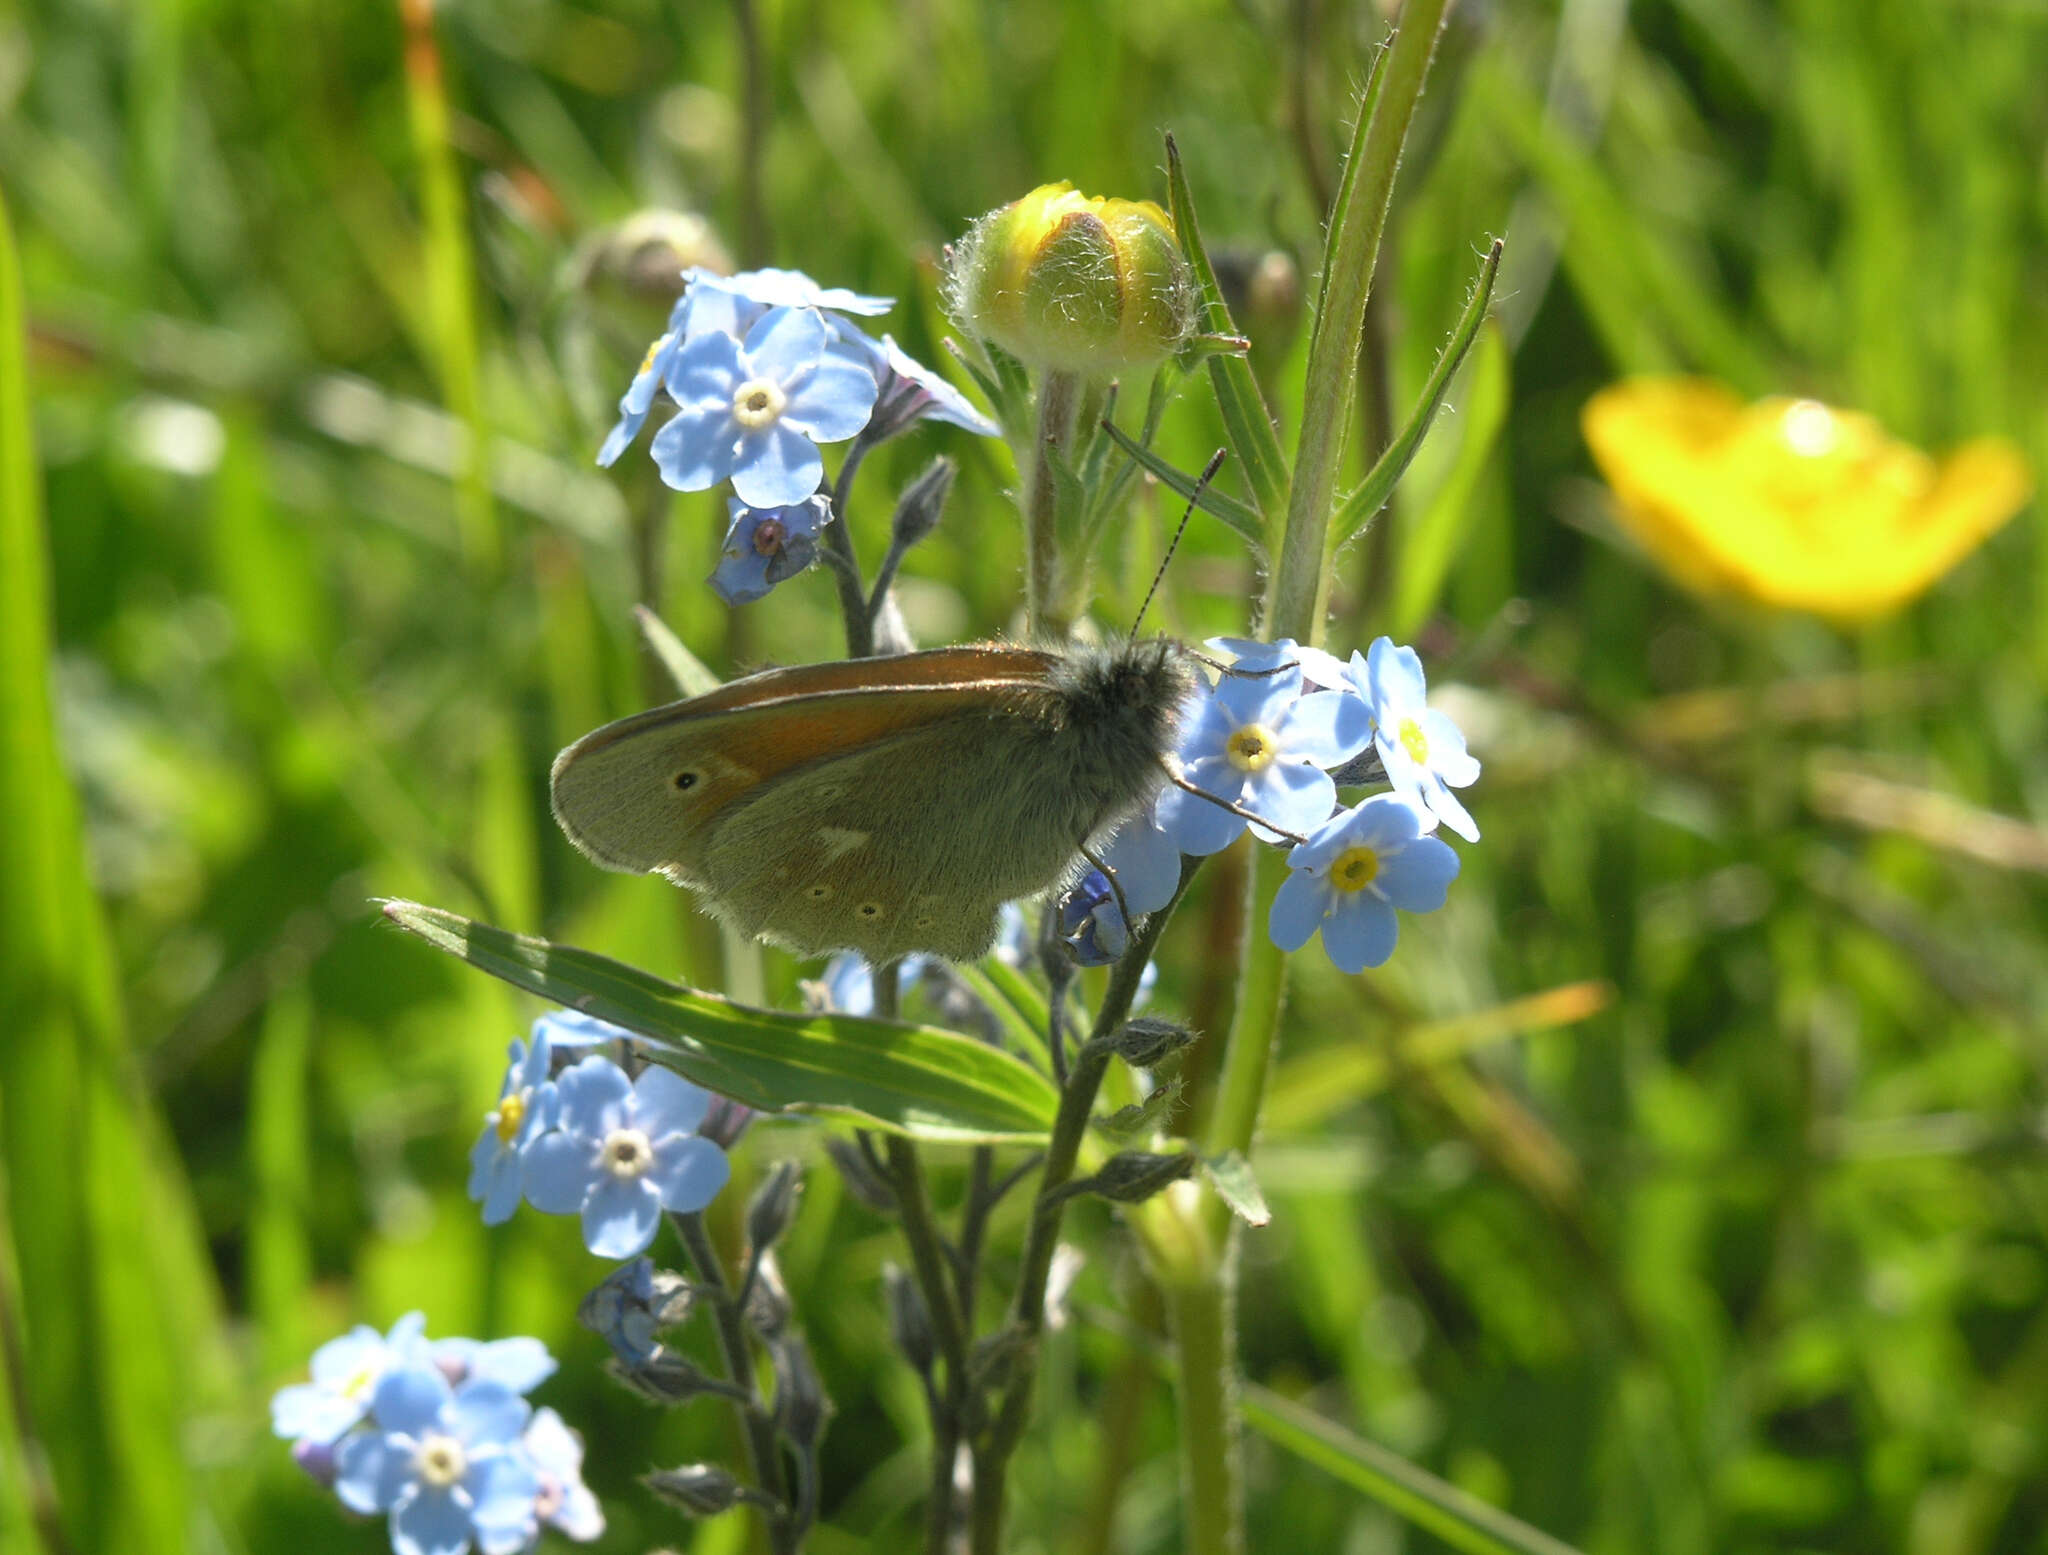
[4,1,2048,1551]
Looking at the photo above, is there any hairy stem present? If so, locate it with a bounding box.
[970,867,1198,1554]
[672,1210,794,1550]
[824,440,875,658]
[1165,1268,1240,1555]
[1022,370,1081,637]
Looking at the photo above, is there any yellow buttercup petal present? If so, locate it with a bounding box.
[1582,376,2033,623]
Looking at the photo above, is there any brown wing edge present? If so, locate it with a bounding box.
[547,646,1063,874]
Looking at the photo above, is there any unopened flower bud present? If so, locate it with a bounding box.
[1211,245,1303,359]
[645,1463,749,1517]
[292,1436,340,1489]
[947,182,1195,377]
[824,1136,898,1214]
[575,210,732,328]
[1061,1150,1196,1205]
[745,1250,792,1341]
[770,1334,831,1450]
[697,1093,757,1150]
[1111,1016,1196,1068]
[883,1263,936,1376]
[578,1257,694,1368]
[889,457,956,552]
[745,1161,803,1255]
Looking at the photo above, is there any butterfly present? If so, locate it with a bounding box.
[549,639,1196,963]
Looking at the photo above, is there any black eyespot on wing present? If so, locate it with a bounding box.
[856,901,884,920]
[673,769,700,791]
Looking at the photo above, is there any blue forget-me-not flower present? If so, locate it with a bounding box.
[522,1056,732,1259]
[334,1366,539,1555]
[519,1407,605,1544]
[1057,868,1130,966]
[650,306,878,506]
[710,492,832,605]
[272,1311,429,1447]
[467,1036,559,1227]
[1268,795,1460,973]
[1351,636,1481,842]
[1155,658,1372,855]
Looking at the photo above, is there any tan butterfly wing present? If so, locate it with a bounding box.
[697,711,1098,961]
[549,645,1060,888]
[551,639,1190,962]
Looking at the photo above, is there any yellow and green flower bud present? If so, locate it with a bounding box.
[947,182,1195,376]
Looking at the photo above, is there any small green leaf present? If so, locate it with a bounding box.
[1101,420,1264,545]
[633,604,723,697]
[1334,237,1505,548]
[1096,1078,1183,1141]
[1389,318,1512,635]
[1199,1149,1270,1226]
[383,901,1059,1142]
[1164,133,1288,523]
[952,960,1051,1068]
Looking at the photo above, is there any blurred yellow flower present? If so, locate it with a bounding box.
[1581,377,2033,623]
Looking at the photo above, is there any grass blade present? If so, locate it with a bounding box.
[1242,1383,1588,1555]
[0,185,197,1555]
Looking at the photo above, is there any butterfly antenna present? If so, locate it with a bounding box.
[1129,449,1227,642]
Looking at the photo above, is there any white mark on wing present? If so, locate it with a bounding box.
[816,826,869,863]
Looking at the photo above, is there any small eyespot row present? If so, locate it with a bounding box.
[806,884,831,900]
[673,770,700,791]
[856,902,883,919]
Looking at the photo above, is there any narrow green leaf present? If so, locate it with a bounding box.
[1199,1150,1270,1227]
[1242,1383,1588,1555]
[632,603,723,698]
[1389,318,1512,635]
[1164,132,1289,523]
[1334,238,1505,548]
[383,902,1059,1142]
[0,186,194,1555]
[1101,420,1264,545]
[247,989,316,1376]
[1270,0,1449,639]
[952,960,1052,1068]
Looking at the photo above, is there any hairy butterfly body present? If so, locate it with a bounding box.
[549,640,1194,962]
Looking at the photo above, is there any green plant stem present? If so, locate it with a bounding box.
[871,962,972,1555]
[887,1135,970,1396]
[1163,10,1453,1553]
[672,1210,796,1552]
[825,441,875,657]
[1268,0,1449,636]
[1165,1268,1240,1555]
[970,874,1193,1554]
[1022,370,1082,636]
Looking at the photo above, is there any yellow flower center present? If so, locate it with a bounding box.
[1226,724,1278,773]
[413,1433,468,1489]
[1329,846,1380,894]
[1398,716,1429,767]
[603,1127,655,1179]
[493,1090,527,1145]
[342,1363,380,1400]
[638,338,664,375]
[732,377,787,429]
